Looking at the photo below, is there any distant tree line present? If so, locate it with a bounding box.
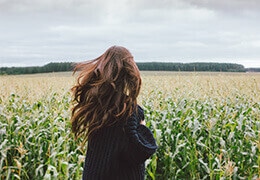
[246,68,260,72]
[0,62,74,75]
[1,62,259,75]
[137,62,246,72]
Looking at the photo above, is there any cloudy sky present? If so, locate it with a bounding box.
[0,0,260,68]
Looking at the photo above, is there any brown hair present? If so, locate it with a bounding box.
[71,46,142,143]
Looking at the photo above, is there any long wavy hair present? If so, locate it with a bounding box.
[71,46,142,142]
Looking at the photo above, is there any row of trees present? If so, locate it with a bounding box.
[0,62,74,75]
[0,62,258,75]
[137,62,246,72]
[246,68,260,72]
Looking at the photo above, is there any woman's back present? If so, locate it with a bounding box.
[83,106,157,180]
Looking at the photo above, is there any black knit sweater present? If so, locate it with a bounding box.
[82,105,158,180]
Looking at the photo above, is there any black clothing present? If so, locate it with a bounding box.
[82,106,157,180]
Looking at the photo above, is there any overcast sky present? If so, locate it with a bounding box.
[0,0,260,68]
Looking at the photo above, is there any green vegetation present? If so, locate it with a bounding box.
[0,62,254,75]
[0,62,74,75]
[0,72,259,179]
[137,62,246,72]
[0,93,83,179]
[145,96,259,179]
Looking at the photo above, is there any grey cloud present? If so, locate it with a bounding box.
[0,0,260,68]
[0,0,107,25]
[0,0,98,12]
[184,0,260,13]
[0,0,184,12]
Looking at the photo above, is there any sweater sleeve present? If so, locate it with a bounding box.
[124,105,158,165]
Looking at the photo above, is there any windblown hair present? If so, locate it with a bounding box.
[71,46,142,143]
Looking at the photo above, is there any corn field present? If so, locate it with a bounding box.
[0,71,259,179]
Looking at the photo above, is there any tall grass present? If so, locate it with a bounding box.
[0,93,85,179]
[0,72,259,179]
[144,96,259,179]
